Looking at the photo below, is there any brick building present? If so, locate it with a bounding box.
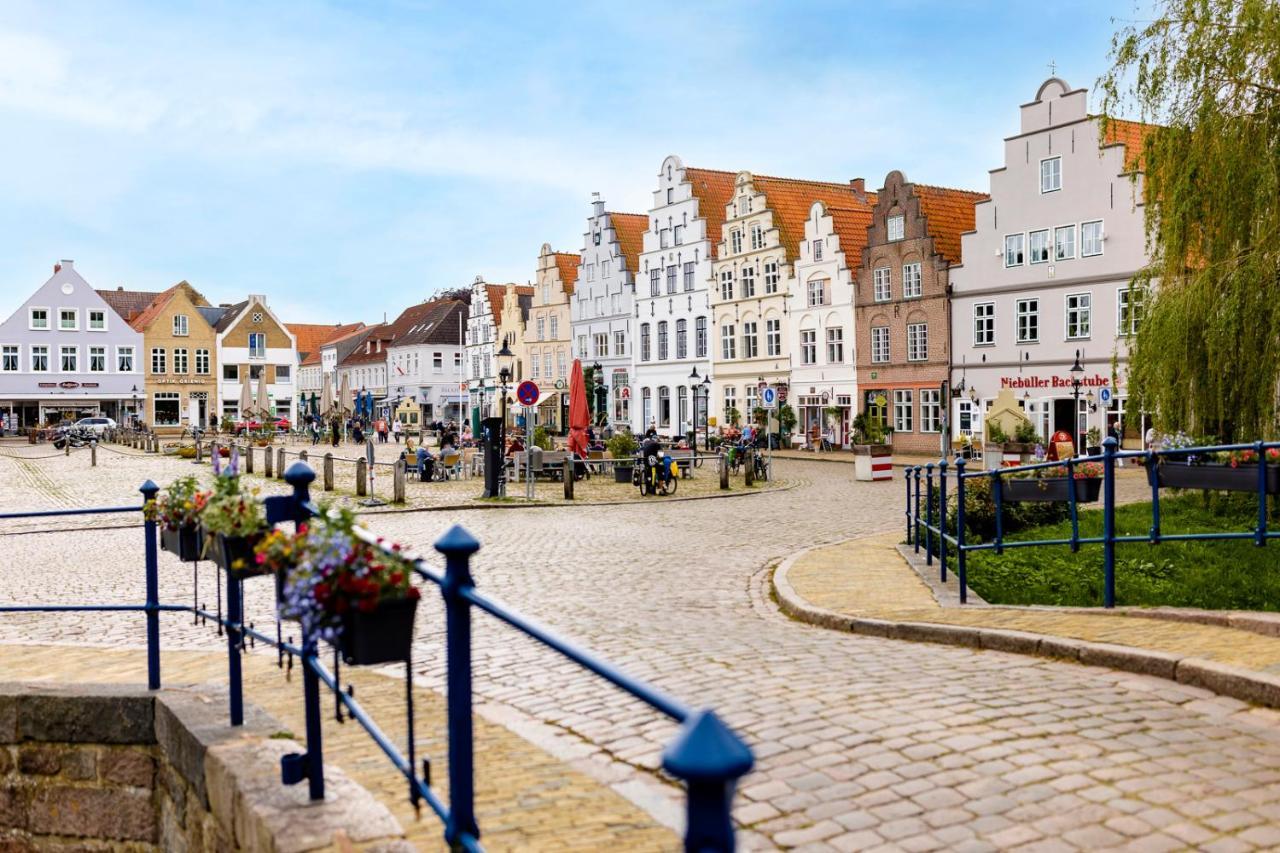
[854,171,986,455]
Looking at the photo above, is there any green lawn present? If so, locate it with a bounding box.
[966,493,1280,610]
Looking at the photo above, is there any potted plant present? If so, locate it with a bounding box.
[607,432,639,483]
[851,413,892,482]
[255,525,306,604]
[1152,433,1280,494]
[280,510,421,665]
[1086,426,1103,456]
[202,449,269,577]
[146,476,208,562]
[1005,455,1104,503]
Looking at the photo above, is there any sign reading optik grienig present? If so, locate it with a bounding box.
[1000,373,1111,389]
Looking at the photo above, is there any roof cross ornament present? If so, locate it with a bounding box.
[1047,59,1057,76]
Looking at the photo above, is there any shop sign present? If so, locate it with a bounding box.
[1000,373,1111,390]
[37,383,56,388]
[82,383,99,388]
[58,381,80,389]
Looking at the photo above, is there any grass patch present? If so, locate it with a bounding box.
[967,493,1280,610]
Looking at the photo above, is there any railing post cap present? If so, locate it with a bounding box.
[954,455,966,469]
[140,479,159,498]
[938,459,948,471]
[284,461,316,487]
[435,524,481,557]
[1103,436,1119,450]
[662,709,754,783]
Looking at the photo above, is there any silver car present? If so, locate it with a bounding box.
[73,416,117,435]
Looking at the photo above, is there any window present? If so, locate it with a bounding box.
[973,302,995,345]
[222,364,238,381]
[154,392,181,427]
[750,224,764,250]
[1066,293,1092,339]
[649,269,660,297]
[557,349,566,378]
[812,240,823,261]
[1054,225,1076,260]
[550,316,559,338]
[894,389,914,432]
[277,364,291,382]
[902,263,922,298]
[536,317,545,341]
[660,228,670,249]
[1029,229,1050,264]
[1081,220,1104,256]
[766,319,781,356]
[658,387,670,427]
[807,277,828,307]
[1118,288,1143,336]
[117,346,134,373]
[88,346,106,372]
[594,332,608,358]
[584,263,595,282]
[887,215,905,241]
[674,224,684,245]
[723,386,736,420]
[666,265,677,294]
[907,323,927,361]
[544,351,552,379]
[577,334,588,357]
[172,348,188,374]
[59,309,77,331]
[657,321,669,360]
[719,270,734,301]
[151,348,166,374]
[742,322,758,358]
[614,330,627,356]
[801,329,817,365]
[721,324,736,360]
[542,283,551,304]
[530,350,540,378]
[60,345,77,372]
[730,230,742,254]
[676,319,687,359]
[958,400,977,435]
[873,267,891,302]
[613,370,629,421]
[695,317,707,358]
[871,326,889,363]
[826,327,844,363]
[920,390,941,433]
[248,333,265,359]
[1040,156,1062,193]
[31,345,48,372]
[433,352,443,371]
[683,262,695,291]
[677,386,688,429]
[1016,298,1039,343]
[642,387,652,427]
[29,308,49,330]
[741,266,755,297]
[640,323,651,361]
[2,345,18,372]
[88,310,106,331]
[738,196,752,215]
[764,261,780,293]
[172,314,189,336]
[1004,234,1025,267]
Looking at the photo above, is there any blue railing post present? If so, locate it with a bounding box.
[913,467,922,554]
[141,480,161,690]
[955,457,967,604]
[662,709,754,852]
[992,471,1005,556]
[905,468,913,545]
[437,525,482,850]
[226,569,244,726]
[937,459,948,584]
[300,643,325,800]
[925,463,935,566]
[1103,436,1118,608]
[1256,440,1267,548]
[1067,456,1080,553]
[1146,447,1162,543]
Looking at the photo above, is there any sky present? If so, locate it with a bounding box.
[0,0,1144,325]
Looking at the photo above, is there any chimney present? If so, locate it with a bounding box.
[59,259,74,271]
[592,191,604,217]
[117,285,124,291]
[850,178,866,201]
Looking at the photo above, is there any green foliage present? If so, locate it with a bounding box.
[1014,421,1039,443]
[777,403,797,435]
[726,407,742,427]
[1100,0,1280,440]
[986,420,1009,443]
[940,475,1070,545]
[1086,426,1102,447]
[968,493,1280,610]
[851,413,886,445]
[532,425,554,451]
[220,416,235,432]
[752,406,768,427]
[606,431,638,459]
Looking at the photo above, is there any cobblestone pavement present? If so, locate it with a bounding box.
[5,442,1280,851]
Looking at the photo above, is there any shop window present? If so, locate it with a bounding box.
[894,390,914,432]
[154,392,181,426]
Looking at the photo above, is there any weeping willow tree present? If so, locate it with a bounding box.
[1099,0,1280,440]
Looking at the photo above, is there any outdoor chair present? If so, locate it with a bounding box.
[437,450,462,480]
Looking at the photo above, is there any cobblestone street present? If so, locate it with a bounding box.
[5,441,1280,850]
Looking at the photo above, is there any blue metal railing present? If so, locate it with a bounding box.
[904,437,1280,608]
[0,463,754,851]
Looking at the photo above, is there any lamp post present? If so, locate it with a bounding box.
[689,367,702,449]
[591,361,607,428]
[1069,350,1085,455]
[131,385,139,429]
[497,341,514,497]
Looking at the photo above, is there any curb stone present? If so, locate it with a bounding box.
[773,543,1280,710]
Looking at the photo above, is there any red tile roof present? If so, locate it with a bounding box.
[338,324,391,366]
[683,167,738,259]
[552,253,579,294]
[1099,116,1155,172]
[608,212,648,274]
[824,206,876,269]
[487,284,533,328]
[751,175,878,262]
[288,322,365,364]
[913,185,989,266]
[95,288,160,323]
[126,282,211,333]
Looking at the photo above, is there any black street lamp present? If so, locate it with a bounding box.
[130,385,139,429]
[497,340,514,495]
[1069,350,1085,455]
[591,361,607,428]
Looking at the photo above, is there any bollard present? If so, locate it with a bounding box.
[662,709,754,852]
[563,458,574,499]
[323,453,334,491]
[245,444,254,474]
[65,439,70,457]
[195,440,203,464]
[719,454,729,490]
[1102,436,1118,608]
[299,450,308,463]
[393,459,406,503]
[356,458,367,496]
[436,527,482,849]
[955,457,968,604]
[744,449,754,487]
[90,442,97,467]
[277,447,286,480]
[264,446,274,478]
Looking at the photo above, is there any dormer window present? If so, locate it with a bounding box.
[887,215,905,242]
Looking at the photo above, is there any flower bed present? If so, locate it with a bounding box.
[1005,460,1103,504]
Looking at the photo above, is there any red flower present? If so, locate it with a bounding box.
[406,586,421,601]
[358,598,377,613]
[314,582,330,601]
[389,571,403,586]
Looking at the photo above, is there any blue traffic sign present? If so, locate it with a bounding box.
[761,386,778,409]
[516,380,540,407]
[1099,387,1112,404]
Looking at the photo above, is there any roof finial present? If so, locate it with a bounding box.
[1047,59,1057,76]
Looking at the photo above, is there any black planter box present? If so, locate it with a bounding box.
[1156,462,1280,495]
[614,465,634,483]
[211,533,269,578]
[1004,477,1102,503]
[339,596,418,665]
[160,525,202,562]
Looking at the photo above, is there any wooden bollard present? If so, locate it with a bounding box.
[65,439,70,456]
[720,453,729,490]
[276,447,286,479]
[744,449,755,486]
[356,458,367,496]
[245,444,254,474]
[563,458,574,500]
[393,459,405,504]
[264,446,274,478]
[90,442,97,467]
[195,440,203,463]
[299,450,308,463]
[323,453,334,491]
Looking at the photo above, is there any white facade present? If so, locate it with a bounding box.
[215,296,298,421]
[386,303,468,424]
[464,276,498,431]
[570,196,642,429]
[950,77,1148,448]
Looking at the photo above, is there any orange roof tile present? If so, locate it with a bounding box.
[683,167,738,258]
[127,282,210,333]
[608,212,648,274]
[95,288,160,323]
[750,175,877,262]
[1099,116,1155,172]
[552,253,579,294]
[288,322,365,362]
[913,185,989,266]
[824,206,876,269]
[487,284,533,327]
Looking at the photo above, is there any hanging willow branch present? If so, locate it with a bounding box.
[1099,0,1280,441]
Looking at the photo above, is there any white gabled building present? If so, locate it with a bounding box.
[569,195,647,432]
[384,299,468,425]
[632,156,736,438]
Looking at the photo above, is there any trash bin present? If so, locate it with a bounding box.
[481,416,505,497]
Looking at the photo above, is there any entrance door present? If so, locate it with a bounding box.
[1053,398,1075,447]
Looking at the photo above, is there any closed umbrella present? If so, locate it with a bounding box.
[255,370,270,423]
[319,374,334,417]
[567,358,590,458]
[239,377,253,423]
[337,373,352,416]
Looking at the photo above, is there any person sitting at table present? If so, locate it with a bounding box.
[416,445,435,481]
[507,435,525,455]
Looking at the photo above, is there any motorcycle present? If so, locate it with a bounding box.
[52,427,95,451]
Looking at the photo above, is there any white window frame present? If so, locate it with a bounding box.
[172,314,189,336]
[902,262,922,298]
[894,389,914,432]
[812,239,823,261]
[800,329,817,365]
[1081,220,1104,257]
[1016,298,1039,343]
[766,318,781,357]
[87,309,107,331]
[30,345,49,372]
[742,321,758,359]
[764,260,780,294]
[920,389,941,433]
[59,344,78,373]
[741,266,755,298]
[87,345,106,373]
[614,329,627,357]
[1040,156,1062,193]
[807,276,828,307]
[58,308,78,331]
[730,229,742,254]
[1,344,19,373]
[887,215,905,242]
[973,302,995,346]
[1065,292,1092,340]
[1117,288,1142,336]
[1054,224,1076,261]
[172,347,188,374]
[1028,229,1050,264]
[29,307,50,331]
[720,270,734,301]
[116,346,135,373]
[907,323,928,362]
[750,224,764,251]
[1004,234,1025,267]
[248,333,266,359]
[721,324,736,360]
[195,348,210,375]
[151,347,166,374]
[870,326,889,364]
[826,327,844,363]
[873,267,891,302]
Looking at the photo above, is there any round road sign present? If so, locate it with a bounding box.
[517,381,539,407]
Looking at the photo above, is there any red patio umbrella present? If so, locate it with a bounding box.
[567,358,590,457]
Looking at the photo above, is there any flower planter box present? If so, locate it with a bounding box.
[1005,476,1102,503]
[160,525,202,562]
[1156,462,1280,495]
[339,596,419,665]
[853,444,892,482]
[614,464,634,484]
[210,533,269,578]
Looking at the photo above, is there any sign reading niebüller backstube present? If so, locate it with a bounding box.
[1000,373,1111,390]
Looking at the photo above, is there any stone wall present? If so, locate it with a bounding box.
[0,683,408,852]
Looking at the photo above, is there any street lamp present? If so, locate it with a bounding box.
[591,361,607,428]
[1069,350,1085,455]
[496,340,514,494]
[689,367,702,449]
[130,385,139,429]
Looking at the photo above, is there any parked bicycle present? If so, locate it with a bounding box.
[633,449,678,496]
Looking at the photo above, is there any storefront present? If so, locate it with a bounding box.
[796,391,852,449]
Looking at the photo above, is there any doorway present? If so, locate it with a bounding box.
[1053,398,1075,442]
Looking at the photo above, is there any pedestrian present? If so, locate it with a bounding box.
[330,415,340,448]
[392,418,402,444]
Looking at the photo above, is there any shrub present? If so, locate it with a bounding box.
[986,420,1009,443]
[1014,421,1038,443]
[607,431,638,459]
[532,426,554,451]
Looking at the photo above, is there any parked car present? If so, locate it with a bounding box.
[234,417,291,435]
[73,416,117,435]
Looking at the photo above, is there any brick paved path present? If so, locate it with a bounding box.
[4,442,1280,850]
